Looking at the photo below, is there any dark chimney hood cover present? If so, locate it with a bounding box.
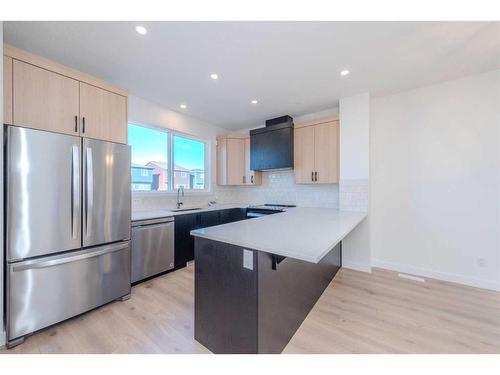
[250,115,294,171]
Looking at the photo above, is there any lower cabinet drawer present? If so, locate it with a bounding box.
[7,242,131,340]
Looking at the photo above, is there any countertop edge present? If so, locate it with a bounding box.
[131,204,248,221]
[191,211,367,263]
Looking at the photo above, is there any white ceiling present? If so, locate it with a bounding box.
[4,21,500,130]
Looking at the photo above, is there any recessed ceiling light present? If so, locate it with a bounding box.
[210,73,219,80]
[340,69,350,76]
[180,104,187,109]
[251,100,258,104]
[135,26,147,35]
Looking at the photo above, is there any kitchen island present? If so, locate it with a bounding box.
[191,207,367,354]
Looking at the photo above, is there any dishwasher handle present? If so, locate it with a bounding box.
[132,217,175,228]
[132,221,174,231]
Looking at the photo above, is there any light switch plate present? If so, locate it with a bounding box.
[243,249,253,270]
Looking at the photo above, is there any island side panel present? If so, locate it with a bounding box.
[257,242,342,354]
[194,237,258,353]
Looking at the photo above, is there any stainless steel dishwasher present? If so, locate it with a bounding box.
[131,217,175,283]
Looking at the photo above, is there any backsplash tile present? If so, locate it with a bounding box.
[132,193,217,212]
[215,170,339,208]
[132,170,340,211]
[339,179,369,212]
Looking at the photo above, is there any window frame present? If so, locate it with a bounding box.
[128,122,211,196]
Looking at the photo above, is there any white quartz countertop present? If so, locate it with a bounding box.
[190,207,367,263]
[131,203,246,222]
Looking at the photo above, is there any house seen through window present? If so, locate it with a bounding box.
[128,124,207,192]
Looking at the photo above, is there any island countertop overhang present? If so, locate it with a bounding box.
[190,207,367,263]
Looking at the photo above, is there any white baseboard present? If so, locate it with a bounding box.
[342,259,372,273]
[372,258,500,292]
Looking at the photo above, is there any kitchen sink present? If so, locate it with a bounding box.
[170,207,203,212]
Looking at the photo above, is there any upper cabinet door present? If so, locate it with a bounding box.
[294,126,315,183]
[244,137,261,185]
[13,60,79,135]
[314,121,339,183]
[3,55,13,124]
[80,82,127,144]
[226,138,246,185]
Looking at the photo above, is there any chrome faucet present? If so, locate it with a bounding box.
[176,186,184,209]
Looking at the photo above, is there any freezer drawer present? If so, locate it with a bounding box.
[7,241,131,341]
[131,218,175,283]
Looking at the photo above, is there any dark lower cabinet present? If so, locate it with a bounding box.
[199,210,220,228]
[194,237,342,353]
[174,213,198,268]
[220,208,247,224]
[174,208,248,268]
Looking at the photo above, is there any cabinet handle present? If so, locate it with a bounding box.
[315,171,318,181]
[251,175,254,184]
[74,115,78,133]
[311,171,314,182]
[82,117,86,133]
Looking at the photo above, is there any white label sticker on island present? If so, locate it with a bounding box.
[243,249,253,270]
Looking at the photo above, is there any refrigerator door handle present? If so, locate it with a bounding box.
[86,146,94,238]
[71,144,80,240]
[11,242,129,272]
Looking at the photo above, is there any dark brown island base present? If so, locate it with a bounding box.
[194,237,342,354]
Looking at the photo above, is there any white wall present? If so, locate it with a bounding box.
[370,69,500,291]
[128,95,228,211]
[339,93,370,181]
[339,93,371,272]
[1,22,5,347]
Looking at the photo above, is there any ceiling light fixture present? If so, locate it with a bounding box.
[251,100,258,104]
[210,73,219,80]
[180,104,187,109]
[135,26,147,35]
[340,69,350,76]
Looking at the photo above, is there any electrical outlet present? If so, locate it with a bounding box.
[243,249,253,270]
[476,257,486,268]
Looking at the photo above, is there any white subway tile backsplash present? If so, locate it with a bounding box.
[132,170,340,211]
[339,179,369,212]
[214,170,339,208]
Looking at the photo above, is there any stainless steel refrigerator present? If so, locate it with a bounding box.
[5,125,131,347]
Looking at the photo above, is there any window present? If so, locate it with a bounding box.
[128,124,169,192]
[128,123,208,192]
[173,135,206,190]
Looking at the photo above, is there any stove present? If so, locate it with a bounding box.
[246,204,296,218]
[249,204,296,211]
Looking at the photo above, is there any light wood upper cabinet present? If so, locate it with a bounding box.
[13,60,80,136]
[294,118,339,184]
[4,44,128,143]
[217,136,245,185]
[294,125,315,183]
[314,121,339,183]
[3,55,13,124]
[217,135,261,186]
[79,82,127,144]
[227,137,246,185]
